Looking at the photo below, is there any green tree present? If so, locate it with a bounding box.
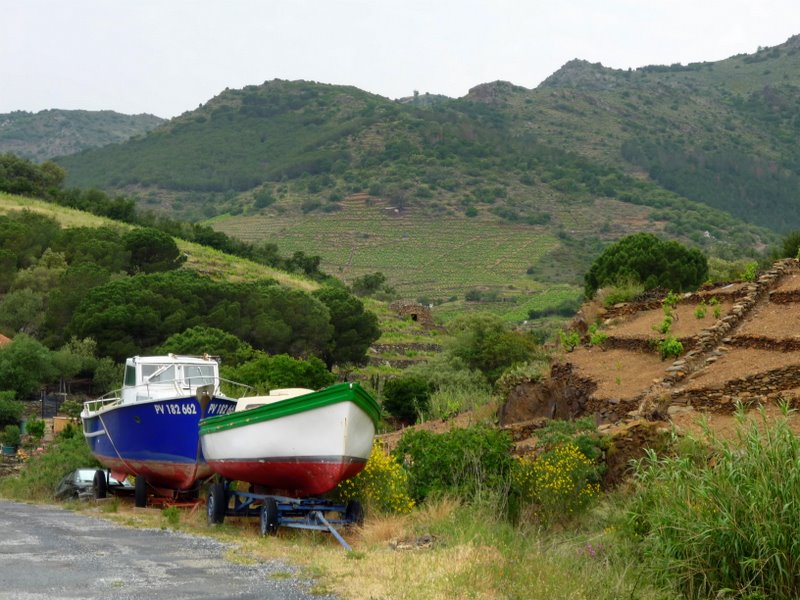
[223,352,335,391]
[11,248,67,293]
[0,289,45,334]
[42,263,113,347]
[382,375,432,424]
[351,272,390,297]
[0,154,64,196]
[124,227,185,274]
[447,313,537,384]
[0,210,60,269]
[156,326,255,367]
[779,230,800,258]
[312,285,381,368]
[0,249,16,293]
[584,233,708,297]
[0,334,58,399]
[52,226,130,272]
[0,392,23,429]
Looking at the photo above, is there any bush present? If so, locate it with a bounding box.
[223,352,335,392]
[628,406,800,599]
[393,425,514,505]
[559,330,580,351]
[585,233,707,297]
[0,393,23,428]
[333,442,415,514]
[588,324,607,346]
[404,354,493,420]
[1,424,21,447]
[599,279,645,307]
[694,302,706,319]
[0,436,99,500]
[513,442,601,526]
[382,375,431,424]
[25,418,45,443]
[657,336,683,360]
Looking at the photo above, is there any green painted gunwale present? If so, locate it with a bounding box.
[199,382,381,436]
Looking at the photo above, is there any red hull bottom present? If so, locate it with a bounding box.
[99,456,212,491]
[207,458,367,496]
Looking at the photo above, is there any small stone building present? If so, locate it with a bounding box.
[389,300,434,328]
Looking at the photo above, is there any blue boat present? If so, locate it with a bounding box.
[80,355,241,500]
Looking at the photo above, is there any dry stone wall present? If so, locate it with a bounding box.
[670,365,800,413]
[660,260,798,386]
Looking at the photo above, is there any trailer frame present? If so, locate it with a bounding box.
[206,478,363,551]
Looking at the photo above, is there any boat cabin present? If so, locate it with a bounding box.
[121,355,219,403]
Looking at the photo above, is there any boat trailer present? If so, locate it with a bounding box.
[206,479,363,551]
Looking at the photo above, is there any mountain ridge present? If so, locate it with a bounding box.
[0,109,164,162]
[39,35,800,316]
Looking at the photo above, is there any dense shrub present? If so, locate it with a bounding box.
[25,418,45,443]
[0,335,59,399]
[223,352,335,392]
[0,435,99,501]
[0,392,23,428]
[628,406,800,599]
[333,442,415,514]
[404,354,492,420]
[513,443,601,526]
[393,425,514,504]
[156,326,255,367]
[382,375,432,423]
[447,313,538,384]
[585,233,707,297]
[1,424,21,447]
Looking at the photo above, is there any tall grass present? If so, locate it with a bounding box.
[0,435,99,501]
[628,405,800,599]
[321,497,671,600]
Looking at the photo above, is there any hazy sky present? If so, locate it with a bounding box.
[3,0,800,119]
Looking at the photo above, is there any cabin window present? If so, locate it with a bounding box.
[124,365,136,387]
[142,364,176,384]
[184,365,215,386]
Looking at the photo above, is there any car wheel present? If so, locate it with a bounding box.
[134,476,147,508]
[93,470,107,499]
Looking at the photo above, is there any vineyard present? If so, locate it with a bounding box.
[213,196,583,321]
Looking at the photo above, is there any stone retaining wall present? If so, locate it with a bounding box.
[671,365,800,413]
[661,259,799,385]
[601,287,748,320]
[728,336,800,352]
[370,343,443,353]
[601,336,698,354]
[769,290,800,304]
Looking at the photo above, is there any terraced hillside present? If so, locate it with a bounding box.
[214,193,586,321]
[505,258,800,419]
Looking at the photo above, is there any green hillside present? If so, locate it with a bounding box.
[52,36,800,314]
[0,109,163,162]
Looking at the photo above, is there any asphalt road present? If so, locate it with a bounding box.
[0,500,335,600]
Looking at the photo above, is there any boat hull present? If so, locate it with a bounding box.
[200,383,379,496]
[82,396,236,490]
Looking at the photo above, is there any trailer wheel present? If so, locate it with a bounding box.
[207,481,227,525]
[260,498,279,536]
[345,500,364,526]
[134,476,147,508]
[93,470,107,500]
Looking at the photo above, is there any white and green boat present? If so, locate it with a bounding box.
[199,382,380,497]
